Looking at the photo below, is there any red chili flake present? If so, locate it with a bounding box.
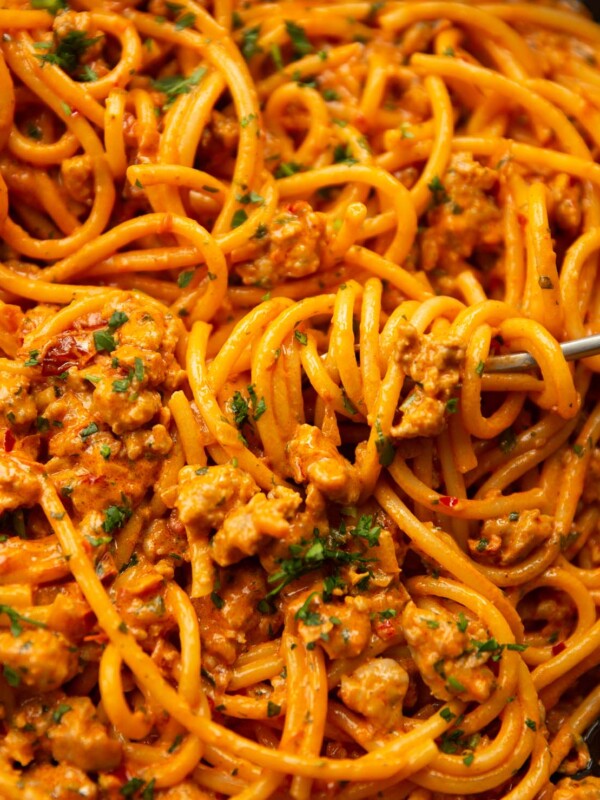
[374,618,396,641]
[41,334,90,376]
[2,429,15,452]
[354,112,368,133]
[83,632,109,645]
[487,276,504,295]
[517,211,528,226]
[439,495,459,509]
[552,641,566,656]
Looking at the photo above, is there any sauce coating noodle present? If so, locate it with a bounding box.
[0,1,599,799]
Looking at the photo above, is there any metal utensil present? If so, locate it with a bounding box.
[484,334,600,374]
[552,718,600,783]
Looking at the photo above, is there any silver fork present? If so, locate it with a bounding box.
[484,334,600,373]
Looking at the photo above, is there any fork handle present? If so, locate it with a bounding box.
[484,333,600,374]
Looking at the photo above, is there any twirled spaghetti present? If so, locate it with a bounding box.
[0,1,600,798]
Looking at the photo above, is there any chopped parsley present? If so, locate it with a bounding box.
[525,718,537,731]
[295,591,323,626]
[119,553,139,573]
[333,144,358,165]
[457,612,468,633]
[36,30,103,79]
[178,270,194,288]
[93,329,117,353]
[201,667,216,686]
[447,676,466,693]
[102,501,132,534]
[80,422,99,439]
[174,11,196,30]
[36,416,50,433]
[257,598,275,614]
[168,734,183,753]
[112,373,133,393]
[267,701,281,717]
[499,427,517,453]
[79,64,97,82]
[142,779,155,800]
[323,572,345,601]
[375,419,395,467]
[427,175,449,206]
[31,0,68,12]
[152,67,206,108]
[446,397,458,414]
[285,21,313,57]
[24,350,40,367]
[439,728,464,754]
[210,591,224,610]
[274,161,303,178]
[271,43,284,71]
[26,123,42,140]
[342,391,357,415]
[241,25,262,60]
[107,311,128,331]
[471,637,500,654]
[247,384,266,420]
[268,525,374,597]
[0,604,47,637]
[236,190,265,205]
[86,534,112,547]
[231,391,250,428]
[240,113,257,128]
[120,778,145,798]
[294,329,308,346]
[560,531,579,551]
[352,514,381,547]
[231,209,248,228]
[439,707,455,722]
[52,704,72,723]
[3,665,20,687]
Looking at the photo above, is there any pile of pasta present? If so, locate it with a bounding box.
[2,0,600,798]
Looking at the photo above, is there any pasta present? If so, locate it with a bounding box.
[1,0,600,797]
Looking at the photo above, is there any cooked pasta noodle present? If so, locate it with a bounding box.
[0,1,600,798]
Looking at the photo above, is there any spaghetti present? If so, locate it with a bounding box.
[0,1,599,798]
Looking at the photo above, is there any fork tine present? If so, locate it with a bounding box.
[484,333,600,374]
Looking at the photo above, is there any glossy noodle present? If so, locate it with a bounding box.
[0,1,600,798]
